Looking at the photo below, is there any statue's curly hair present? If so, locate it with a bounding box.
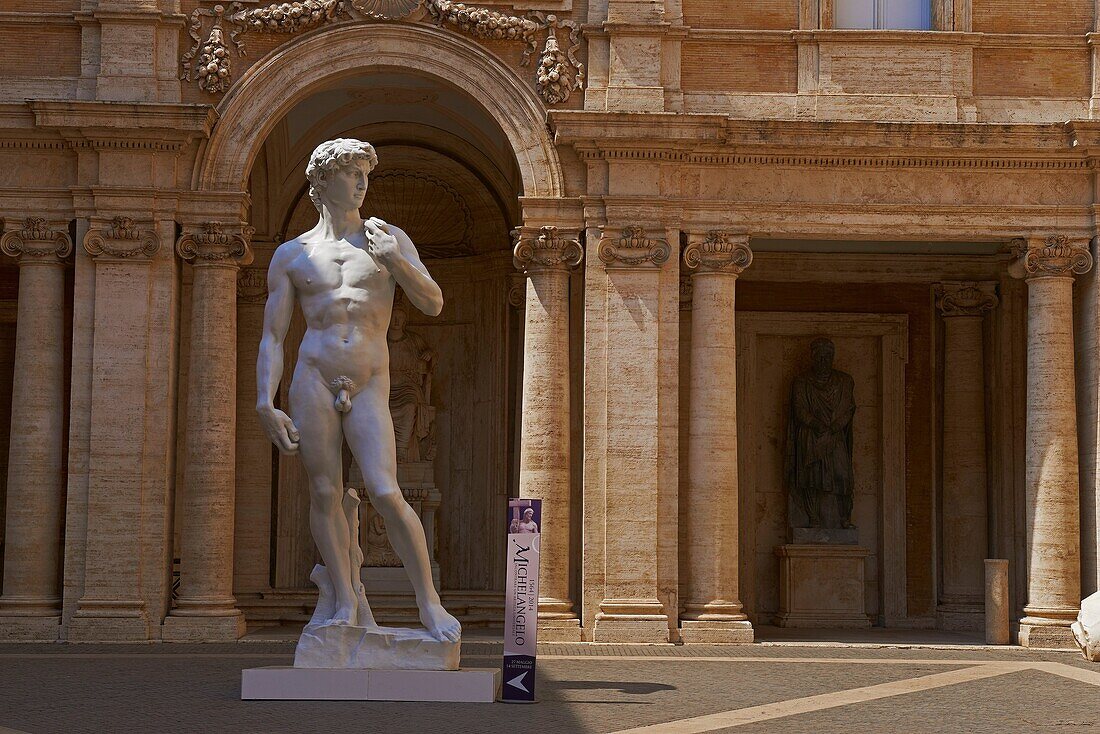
[305,138,378,211]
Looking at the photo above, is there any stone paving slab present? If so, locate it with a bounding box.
[0,643,1096,734]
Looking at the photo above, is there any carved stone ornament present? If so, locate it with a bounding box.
[1022,235,1094,277]
[512,225,583,272]
[507,271,527,309]
[0,217,73,263]
[935,282,999,317]
[596,225,671,268]
[683,231,752,274]
[82,217,159,259]
[237,267,268,303]
[176,222,254,264]
[182,2,584,105]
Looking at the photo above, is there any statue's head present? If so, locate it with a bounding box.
[810,337,835,375]
[305,138,378,213]
[522,508,535,521]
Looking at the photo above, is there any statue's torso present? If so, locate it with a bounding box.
[282,227,396,386]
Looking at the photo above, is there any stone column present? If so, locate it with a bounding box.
[162,223,251,641]
[592,225,674,643]
[679,232,754,643]
[0,218,72,640]
[935,282,998,631]
[68,216,162,642]
[1018,235,1092,647]
[513,226,583,640]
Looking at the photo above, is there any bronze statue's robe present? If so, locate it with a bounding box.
[785,369,856,528]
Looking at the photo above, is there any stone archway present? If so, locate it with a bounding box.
[195,22,563,199]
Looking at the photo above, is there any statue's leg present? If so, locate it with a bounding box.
[290,372,358,627]
[343,375,461,643]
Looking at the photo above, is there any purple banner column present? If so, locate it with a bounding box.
[502,498,542,703]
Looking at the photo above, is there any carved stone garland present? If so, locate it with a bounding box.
[182,1,584,105]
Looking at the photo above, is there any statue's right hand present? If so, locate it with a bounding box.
[258,407,300,454]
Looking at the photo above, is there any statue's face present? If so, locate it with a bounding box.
[523,509,534,520]
[388,307,407,338]
[320,161,369,212]
[811,347,833,375]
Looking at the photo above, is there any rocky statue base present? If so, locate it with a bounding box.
[295,621,460,670]
[1072,591,1100,662]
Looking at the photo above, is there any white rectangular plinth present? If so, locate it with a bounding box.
[241,667,500,702]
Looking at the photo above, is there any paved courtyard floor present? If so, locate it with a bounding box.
[1,632,1098,734]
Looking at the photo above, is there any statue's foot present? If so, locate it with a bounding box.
[421,602,461,642]
[329,603,358,627]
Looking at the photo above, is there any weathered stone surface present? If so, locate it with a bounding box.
[294,623,460,671]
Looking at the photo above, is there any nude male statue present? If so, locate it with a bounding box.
[257,138,461,643]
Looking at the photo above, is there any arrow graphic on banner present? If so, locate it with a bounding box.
[507,673,529,693]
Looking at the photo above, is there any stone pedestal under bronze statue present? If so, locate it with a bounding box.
[776,338,870,628]
[774,544,871,628]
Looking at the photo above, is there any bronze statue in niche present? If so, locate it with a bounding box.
[785,337,856,531]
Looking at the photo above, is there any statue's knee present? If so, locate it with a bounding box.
[309,481,343,511]
[368,485,406,516]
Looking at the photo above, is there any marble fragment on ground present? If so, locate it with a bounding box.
[1071,590,1100,662]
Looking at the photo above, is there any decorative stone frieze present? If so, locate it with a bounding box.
[82,217,159,260]
[182,1,584,105]
[513,225,583,272]
[934,282,999,317]
[0,218,73,263]
[237,267,268,304]
[1022,235,1093,277]
[682,231,752,274]
[596,225,671,268]
[176,222,254,265]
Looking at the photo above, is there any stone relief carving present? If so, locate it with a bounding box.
[237,267,268,303]
[512,225,583,271]
[176,222,254,263]
[82,217,159,259]
[507,272,527,309]
[934,282,998,317]
[682,231,752,274]
[1021,234,1094,277]
[0,218,73,262]
[388,295,437,464]
[785,338,857,536]
[597,225,671,267]
[182,1,584,105]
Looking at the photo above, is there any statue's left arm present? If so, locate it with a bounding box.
[364,217,444,317]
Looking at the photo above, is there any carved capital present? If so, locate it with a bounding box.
[83,217,159,260]
[683,231,752,274]
[1020,235,1093,278]
[597,225,671,268]
[507,272,527,309]
[935,282,999,317]
[0,218,72,264]
[237,267,268,304]
[512,225,583,272]
[177,222,254,266]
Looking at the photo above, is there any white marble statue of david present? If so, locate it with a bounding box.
[256,138,461,648]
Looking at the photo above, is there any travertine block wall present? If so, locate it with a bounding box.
[971,0,1092,33]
